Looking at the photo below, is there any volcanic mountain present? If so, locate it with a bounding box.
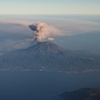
[0,41,100,72]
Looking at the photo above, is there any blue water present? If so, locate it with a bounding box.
[0,71,100,100]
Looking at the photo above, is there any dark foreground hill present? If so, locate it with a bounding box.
[0,41,100,72]
[60,87,100,100]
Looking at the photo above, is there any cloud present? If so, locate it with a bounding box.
[0,18,100,36]
[48,37,54,41]
[0,18,32,26]
[0,17,100,53]
[29,22,62,41]
[53,19,100,36]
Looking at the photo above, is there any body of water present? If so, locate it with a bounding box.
[0,71,100,100]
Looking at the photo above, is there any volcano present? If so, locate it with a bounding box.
[0,41,100,72]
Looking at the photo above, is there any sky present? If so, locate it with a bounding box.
[0,0,100,14]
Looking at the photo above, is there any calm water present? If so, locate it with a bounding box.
[0,71,100,100]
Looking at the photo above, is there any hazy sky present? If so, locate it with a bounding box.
[0,0,100,14]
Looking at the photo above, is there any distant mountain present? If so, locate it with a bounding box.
[60,87,100,100]
[0,41,100,72]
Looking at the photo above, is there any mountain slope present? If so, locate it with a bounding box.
[60,88,100,100]
[0,41,100,72]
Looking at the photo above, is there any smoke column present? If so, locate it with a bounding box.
[29,22,60,42]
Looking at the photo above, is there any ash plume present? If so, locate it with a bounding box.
[29,22,61,42]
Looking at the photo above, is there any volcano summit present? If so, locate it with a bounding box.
[0,41,100,72]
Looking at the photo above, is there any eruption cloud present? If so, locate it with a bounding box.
[29,22,61,42]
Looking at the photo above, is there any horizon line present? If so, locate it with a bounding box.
[0,14,100,15]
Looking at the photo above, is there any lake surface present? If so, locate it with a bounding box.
[0,71,100,100]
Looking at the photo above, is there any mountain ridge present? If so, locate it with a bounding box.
[60,87,100,100]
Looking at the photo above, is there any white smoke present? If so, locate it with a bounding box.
[29,22,61,42]
[48,37,54,41]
